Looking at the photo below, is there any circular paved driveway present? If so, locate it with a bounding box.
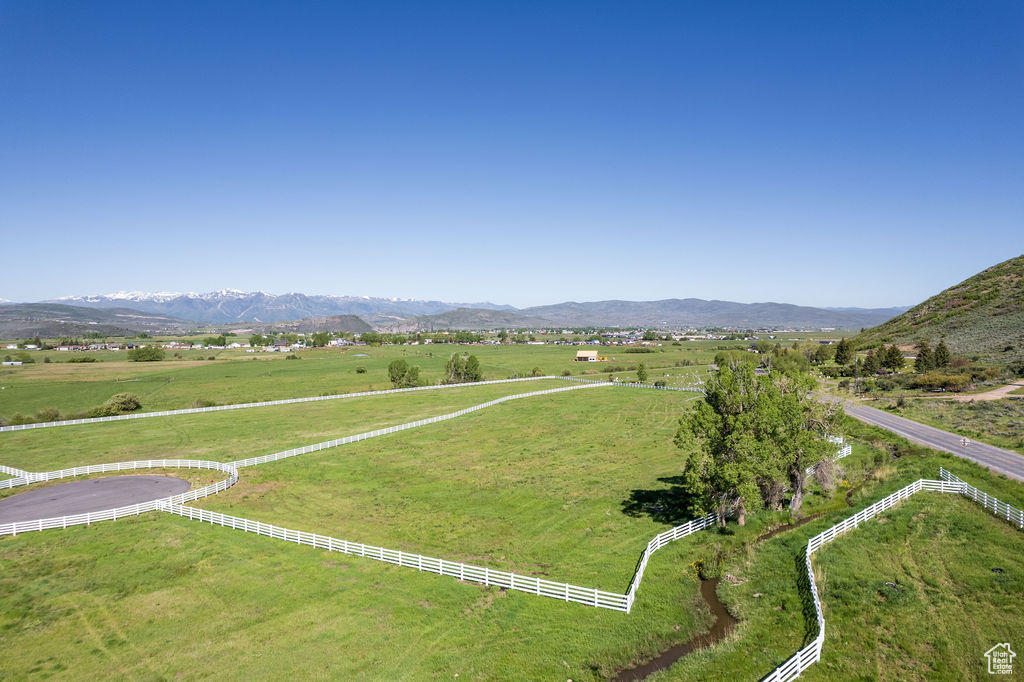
[0,475,191,523]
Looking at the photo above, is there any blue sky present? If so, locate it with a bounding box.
[1,1,1021,308]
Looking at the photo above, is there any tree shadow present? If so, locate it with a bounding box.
[621,476,701,526]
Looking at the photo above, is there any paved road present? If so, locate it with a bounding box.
[0,475,190,523]
[843,401,1024,482]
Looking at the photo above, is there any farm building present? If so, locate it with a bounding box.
[575,350,599,362]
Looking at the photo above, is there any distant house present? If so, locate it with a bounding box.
[575,350,599,362]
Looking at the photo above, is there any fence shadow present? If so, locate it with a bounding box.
[621,476,701,526]
[794,550,820,646]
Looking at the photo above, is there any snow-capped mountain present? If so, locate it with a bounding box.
[48,290,514,325]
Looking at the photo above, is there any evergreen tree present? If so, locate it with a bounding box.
[636,362,648,383]
[863,349,881,374]
[883,344,905,372]
[914,340,934,373]
[834,338,852,365]
[934,339,951,368]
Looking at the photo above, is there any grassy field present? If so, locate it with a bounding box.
[887,399,1024,456]
[0,379,574,472]
[0,343,723,419]
[1,364,1022,680]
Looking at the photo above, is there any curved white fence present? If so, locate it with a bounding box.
[0,459,238,535]
[230,382,608,468]
[0,375,702,433]
[0,376,567,432]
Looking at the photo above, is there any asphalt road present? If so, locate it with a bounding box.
[843,402,1024,482]
[0,475,191,523]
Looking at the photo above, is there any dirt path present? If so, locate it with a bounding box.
[945,380,1024,402]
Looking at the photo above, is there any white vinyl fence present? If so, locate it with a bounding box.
[0,374,702,434]
[762,471,1022,681]
[230,381,607,468]
[0,376,568,432]
[0,459,238,535]
[940,467,1024,528]
[625,512,719,610]
[158,501,632,611]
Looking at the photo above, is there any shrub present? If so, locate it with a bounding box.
[90,393,142,417]
[192,399,218,408]
[286,354,301,360]
[355,366,367,374]
[561,369,571,376]
[128,345,165,362]
[43,356,51,364]
[67,356,97,362]
[530,367,543,377]
[35,407,62,422]
[653,380,667,387]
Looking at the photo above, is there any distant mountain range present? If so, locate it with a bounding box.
[47,290,513,325]
[0,289,911,336]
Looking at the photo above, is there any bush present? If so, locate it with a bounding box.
[43,356,51,364]
[67,356,98,362]
[286,354,301,360]
[35,407,62,422]
[530,366,543,377]
[192,399,218,408]
[355,366,367,374]
[653,380,667,387]
[128,346,165,362]
[89,393,142,417]
[561,369,571,376]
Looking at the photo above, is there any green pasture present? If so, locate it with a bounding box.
[0,342,721,418]
[0,379,572,472]
[1,375,1021,679]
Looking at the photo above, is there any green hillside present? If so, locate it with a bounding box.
[855,254,1024,365]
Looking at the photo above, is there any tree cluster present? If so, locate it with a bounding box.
[443,353,482,384]
[127,345,165,362]
[387,359,421,388]
[914,339,951,372]
[675,363,844,525]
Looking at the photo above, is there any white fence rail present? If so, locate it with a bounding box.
[0,375,702,434]
[158,502,631,611]
[0,459,238,535]
[230,382,607,468]
[625,512,719,609]
[763,471,1022,681]
[0,376,569,433]
[940,467,1024,528]
[805,443,852,476]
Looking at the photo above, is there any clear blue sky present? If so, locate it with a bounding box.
[1,1,1021,308]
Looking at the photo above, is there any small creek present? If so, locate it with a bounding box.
[611,511,831,681]
[613,578,737,681]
